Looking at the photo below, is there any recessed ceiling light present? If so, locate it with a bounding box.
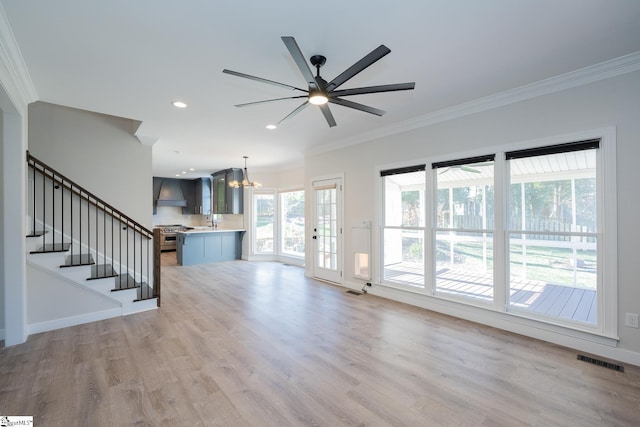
[175,174,181,177]
[189,168,195,171]
[181,171,187,174]
[172,101,187,108]
[266,124,277,130]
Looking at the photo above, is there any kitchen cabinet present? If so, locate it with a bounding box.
[176,229,244,265]
[212,168,243,214]
[182,177,211,215]
[196,177,212,215]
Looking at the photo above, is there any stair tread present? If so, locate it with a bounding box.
[113,274,141,291]
[61,253,95,267]
[135,283,154,301]
[88,264,117,280]
[30,242,71,254]
[26,230,47,237]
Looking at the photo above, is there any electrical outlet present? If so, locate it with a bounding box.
[625,313,639,328]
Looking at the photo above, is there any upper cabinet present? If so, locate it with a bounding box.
[196,177,212,215]
[182,177,212,215]
[212,168,243,214]
[153,177,211,215]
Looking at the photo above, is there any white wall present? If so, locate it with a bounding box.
[0,89,29,345]
[304,71,640,364]
[0,107,4,332]
[28,102,152,228]
[27,263,120,333]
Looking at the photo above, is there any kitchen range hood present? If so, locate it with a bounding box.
[155,179,187,207]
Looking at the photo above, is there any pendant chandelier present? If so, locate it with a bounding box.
[229,156,261,188]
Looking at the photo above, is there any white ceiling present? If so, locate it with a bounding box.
[3,1,640,178]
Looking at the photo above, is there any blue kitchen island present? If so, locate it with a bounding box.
[176,228,245,266]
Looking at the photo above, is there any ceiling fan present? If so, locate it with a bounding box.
[438,162,493,175]
[222,36,415,128]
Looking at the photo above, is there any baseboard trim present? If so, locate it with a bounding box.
[28,307,122,335]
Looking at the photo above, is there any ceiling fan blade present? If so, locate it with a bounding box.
[222,69,306,92]
[281,36,321,90]
[330,82,415,97]
[460,166,481,173]
[234,95,308,108]
[325,45,391,92]
[329,97,385,116]
[277,101,309,125]
[319,104,337,127]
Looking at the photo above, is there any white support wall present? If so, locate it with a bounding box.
[0,2,36,344]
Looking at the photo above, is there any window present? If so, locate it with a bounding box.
[433,155,495,303]
[506,140,599,325]
[280,190,305,257]
[379,132,615,337]
[381,165,426,287]
[254,193,275,254]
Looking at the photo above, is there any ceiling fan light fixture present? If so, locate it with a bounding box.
[223,36,415,127]
[308,91,328,105]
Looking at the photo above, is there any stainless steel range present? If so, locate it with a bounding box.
[155,224,191,251]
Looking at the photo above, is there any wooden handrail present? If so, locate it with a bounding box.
[27,149,160,304]
[27,151,153,238]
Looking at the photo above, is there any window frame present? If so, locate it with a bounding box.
[376,128,617,340]
[252,190,276,255]
[279,188,305,259]
[432,155,496,306]
[380,165,427,288]
[505,142,599,327]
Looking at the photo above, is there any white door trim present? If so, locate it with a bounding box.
[310,174,344,285]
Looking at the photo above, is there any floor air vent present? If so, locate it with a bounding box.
[346,290,362,296]
[577,354,624,372]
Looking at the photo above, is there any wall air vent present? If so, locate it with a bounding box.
[577,354,624,372]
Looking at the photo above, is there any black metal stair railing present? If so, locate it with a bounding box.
[26,151,159,304]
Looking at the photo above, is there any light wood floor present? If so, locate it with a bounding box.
[1,253,639,426]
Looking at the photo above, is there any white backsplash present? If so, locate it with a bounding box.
[154,206,244,229]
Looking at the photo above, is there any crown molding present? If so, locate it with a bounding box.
[0,3,38,113]
[136,135,159,146]
[307,51,640,157]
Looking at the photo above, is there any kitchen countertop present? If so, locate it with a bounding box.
[177,227,245,234]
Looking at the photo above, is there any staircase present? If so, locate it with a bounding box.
[26,151,159,321]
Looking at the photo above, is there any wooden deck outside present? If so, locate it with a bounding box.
[384,263,597,324]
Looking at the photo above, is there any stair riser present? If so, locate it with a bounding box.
[86,277,120,294]
[27,233,155,315]
[28,253,93,281]
[109,288,139,304]
[122,298,158,315]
